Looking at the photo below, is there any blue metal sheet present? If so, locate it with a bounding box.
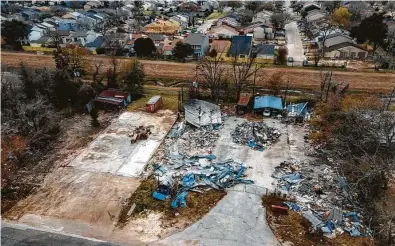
[254,96,283,110]
[286,102,308,117]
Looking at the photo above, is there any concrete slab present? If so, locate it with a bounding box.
[153,191,281,246]
[5,168,141,239]
[69,111,177,177]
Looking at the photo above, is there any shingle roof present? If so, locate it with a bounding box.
[253,44,275,55]
[185,33,206,46]
[228,35,252,56]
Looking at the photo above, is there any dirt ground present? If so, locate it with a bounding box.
[3,110,179,244]
[2,52,394,94]
[263,195,374,246]
[1,112,117,214]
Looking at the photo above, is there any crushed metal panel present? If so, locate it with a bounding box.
[184,99,222,127]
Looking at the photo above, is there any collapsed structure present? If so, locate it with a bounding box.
[231,121,281,151]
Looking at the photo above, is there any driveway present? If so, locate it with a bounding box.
[153,117,311,246]
[284,0,305,65]
[153,186,280,246]
[197,19,215,33]
[285,21,306,65]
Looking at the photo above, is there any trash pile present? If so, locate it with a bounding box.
[168,121,221,156]
[271,159,371,238]
[152,146,253,208]
[130,126,151,144]
[231,121,281,151]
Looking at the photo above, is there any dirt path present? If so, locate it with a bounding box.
[2,51,394,93]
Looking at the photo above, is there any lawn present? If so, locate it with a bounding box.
[128,91,180,112]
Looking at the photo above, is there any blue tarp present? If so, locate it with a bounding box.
[286,102,308,117]
[254,96,283,110]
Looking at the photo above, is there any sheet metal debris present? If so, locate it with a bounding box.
[184,99,222,127]
[154,152,253,208]
[272,158,372,238]
[231,121,280,150]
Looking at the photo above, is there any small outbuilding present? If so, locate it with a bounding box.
[146,95,162,113]
[93,89,131,107]
[286,102,308,121]
[236,93,253,115]
[254,95,283,114]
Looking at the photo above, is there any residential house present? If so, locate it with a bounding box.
[306,10,326,23]
[207,25,239,39]
[252,11,273,26]
[184,33,209,59]
[103,33,129,49]
[149,34,166,48]
[253,44,276,59]
[325,42,368,59]
[253,27,265,42]
[143,19,180,35]
[163,38,183,57]
[170,14,189,29]
[302,2,321,13]
[68,30,89,46]
[30,35,52,47]
[84,1,102,10]
[28,25,47,42]
[21,9,40,21]
[210,39,231,57]
[319,33,368,59]
[217,17,241,29]
[228,35,253,58]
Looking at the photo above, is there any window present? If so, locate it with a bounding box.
[239,54,246,58]
[351,52,356,58]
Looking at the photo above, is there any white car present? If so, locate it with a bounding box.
[263,109,271,117]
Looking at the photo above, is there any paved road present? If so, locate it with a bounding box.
[153,186,281,246]
[284,0,305,65]
[197,19,215,33]
[1,222,116,246]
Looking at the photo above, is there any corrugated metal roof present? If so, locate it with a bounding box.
[287,103,308,117]
[184,99,222,127]
[254,96,283,110]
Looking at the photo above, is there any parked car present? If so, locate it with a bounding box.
[263,109,271,117]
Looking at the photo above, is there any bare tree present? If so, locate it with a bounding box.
[196,52,226,103]
[91,59,106,84]
[231,54,262,99]
[319,22,335,58]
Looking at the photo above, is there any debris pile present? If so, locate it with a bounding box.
[153,148,253,208]
[271,159,372,238]
[130,126,151,144]
[231,122,281,150]
[177,125,220,155]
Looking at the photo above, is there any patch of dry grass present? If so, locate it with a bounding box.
[262,195,374,246]
[128,93,180,112]
[117,178,226,227]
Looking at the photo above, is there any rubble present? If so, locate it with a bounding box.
[130,126,151,144]
[231,121,281,150]
[153,150,253,208]
[271,158,372,238]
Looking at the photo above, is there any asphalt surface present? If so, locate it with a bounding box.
[1,223,116,246]
[284,0,306,65]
